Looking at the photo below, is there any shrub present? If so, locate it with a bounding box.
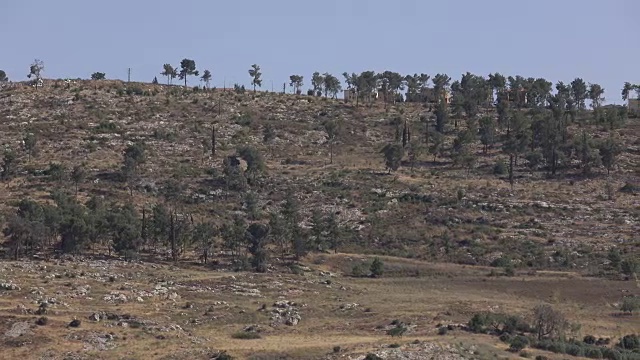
[619,182,640,194]
[584,335,597,344]
[125,86,144,96]
[504,265,515,277]
[233,84,245,94]
[585,347,603,359]
[289,264,304,275]
[503,315,531,334]
[153,128,178,142]
[94,121,118,133]
[333,346,341,353]
[548,341,566,354]
[621,259,639,277]
[566,344,585,357]
[438,326,448,335]
[214,351,234,360]
[535,356,549,360]
[500,333,513,343]
[601,348,622,360]
[307,89,314,96]
[389,343,401,348]
[35,317,48,326]
[621,297,640,314]
[493,160,507,175]
[234,113,253,127]
[262,124,276,143]
[468,313,492,333]
[618,334,640,350]
[491,257,511,268]
[387,324,407,337]
[509,336,530,352]
[370,257,384,278]
[364,354,383,360]
[231,331,261,340]
[520,350,531,358]
[525,151,544,169]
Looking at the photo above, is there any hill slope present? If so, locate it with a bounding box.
[1,79,639,269]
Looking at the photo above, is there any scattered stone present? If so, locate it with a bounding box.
[69,319,82,328]
[0,281,21,291]
[5,322,33,338]
[15,304,30,314]
[103,292,127,303]
[270,300,302,326]
[340,303,359,311]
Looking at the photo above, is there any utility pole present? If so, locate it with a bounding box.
[127,68,131,83]
[271,81,273,92]
[282,82,286,94]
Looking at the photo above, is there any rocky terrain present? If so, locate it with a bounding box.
[0,79,639,359]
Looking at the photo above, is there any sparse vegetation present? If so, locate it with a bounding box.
[0,62,638,359]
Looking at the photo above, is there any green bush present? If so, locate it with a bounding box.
[94,121,118,133]
[387,324,407,337]
[491,257,511,268]
[468,312,493,333]
[499,333,513,343]
[504,264,516,276]
[525,151,544,169]
[493,160,507,175]
[621,297,640,314]
[548,341,566,354]
[351,263,366,277]
[289,264,304,275]
[584,335,597,344]
[584,347,603,359]
[601,348,622,360]
[234,113,253,127]
[509,336,529,352]
[438,326,448,335]
[618,334,640,350]
[566,344,585,357]
[503,315,531,333]
[125,86,144,96]
[370,257,384,277]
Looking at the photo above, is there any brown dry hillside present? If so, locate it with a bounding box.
[0,79,638,359]
[1,79,638,267]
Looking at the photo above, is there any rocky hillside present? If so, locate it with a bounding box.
[0,79,638,274]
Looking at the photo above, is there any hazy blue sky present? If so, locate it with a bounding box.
[2,0,638,103]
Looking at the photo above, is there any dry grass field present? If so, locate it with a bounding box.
[0,254,637,359]
[0,79,638,359]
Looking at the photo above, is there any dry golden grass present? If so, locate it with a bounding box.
[0,253,638,359]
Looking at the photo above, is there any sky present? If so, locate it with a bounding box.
[1,0,638,104]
